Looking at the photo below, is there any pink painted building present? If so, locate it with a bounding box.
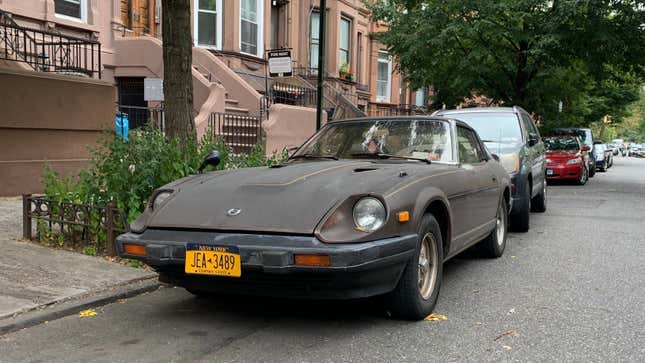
[0,0,432,195]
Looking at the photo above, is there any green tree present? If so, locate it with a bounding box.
[162,0,195,143]
[367,0,644,127]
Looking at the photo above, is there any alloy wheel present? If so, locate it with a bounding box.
[580,166,588,184]
[418,233,439,300]
[496,203,507,246]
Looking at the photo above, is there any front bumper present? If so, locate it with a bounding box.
[546,163,582,180]
[116,229,417,299]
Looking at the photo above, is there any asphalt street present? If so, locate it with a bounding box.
[1,157,644,363]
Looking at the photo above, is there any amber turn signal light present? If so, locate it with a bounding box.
[123,243,146,257]
[397,211,410,223]
[294,254,331,267]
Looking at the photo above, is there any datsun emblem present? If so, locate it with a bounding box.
[227,208,242,216]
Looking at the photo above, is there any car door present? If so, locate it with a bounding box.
[520,113,545,197]
[450,126,499,250]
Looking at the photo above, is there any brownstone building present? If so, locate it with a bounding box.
[0,0,430,195]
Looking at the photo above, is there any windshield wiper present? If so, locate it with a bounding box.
[350,152,431,164]
[289,153,339,161]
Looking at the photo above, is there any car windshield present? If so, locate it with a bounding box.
[594,144,606,152]
[544,138,579,151]
[442,112,522,144]
[293,119,454,162]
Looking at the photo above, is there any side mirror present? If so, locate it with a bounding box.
[198,150,221,173]
[527,136,539,147]
[491,153,500,162]
[582,145,591,152]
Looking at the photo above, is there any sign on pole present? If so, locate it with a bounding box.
[144,78,164,101]
[268,49,292,77]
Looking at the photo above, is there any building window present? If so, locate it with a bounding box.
[309,10,320,69]
[376,51,392,102]
[240,0,264,56]
[415,88,425,107]
[195,0,222,48]
[55,0,87,22]
[339,17,351,68]
[357,32,363,82]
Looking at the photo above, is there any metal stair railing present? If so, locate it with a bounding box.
[0,9,101,78]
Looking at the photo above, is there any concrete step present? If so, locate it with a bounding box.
[225,99,239,106]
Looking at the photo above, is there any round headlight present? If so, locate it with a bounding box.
[353,197,386,232]
[152,191,172,210]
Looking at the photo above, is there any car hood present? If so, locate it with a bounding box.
[146,160,451,234]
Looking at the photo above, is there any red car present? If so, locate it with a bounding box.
[544,136,591,185]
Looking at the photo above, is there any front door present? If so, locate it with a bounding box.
[117,77,148,129]
[450,126,500,250]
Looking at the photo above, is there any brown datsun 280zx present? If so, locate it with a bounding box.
[117,117,511,320]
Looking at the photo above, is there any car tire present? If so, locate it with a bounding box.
[530,180,547,213]
[510,181,530,232]
[479,197,508,258]
[589,163,596,178]
[577,165,589,185]
[386,214,443,321]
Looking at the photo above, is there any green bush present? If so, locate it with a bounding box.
[43,127,287,226]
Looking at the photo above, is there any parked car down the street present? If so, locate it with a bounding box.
[551,128,597,179]
[433,106,547,233]
[593,143,610,172]
[117,117,511,321]
[543,136,590,185]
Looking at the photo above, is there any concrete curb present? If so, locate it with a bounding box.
[0,277,160,336]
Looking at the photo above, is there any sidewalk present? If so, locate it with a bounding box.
[0,197,158,328]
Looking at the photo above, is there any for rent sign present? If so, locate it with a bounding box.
[268,49,292,77]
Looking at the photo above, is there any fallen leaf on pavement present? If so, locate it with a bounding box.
[502,345,512,351]
[424,313,448,321]
[79,309,98,318]
[494,329,519,341]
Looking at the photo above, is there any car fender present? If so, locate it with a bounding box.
[412,186,453,253]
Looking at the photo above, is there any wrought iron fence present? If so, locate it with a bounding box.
[209,112,262,154]
[0,10,101,78]
[270,82,318,107]
[293,66,320,79]
[22,195,127,256]
[367,104,430,117]
[117,104,164,130]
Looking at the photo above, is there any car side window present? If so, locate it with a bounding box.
[521,113,540,141]
[457,127,484,164]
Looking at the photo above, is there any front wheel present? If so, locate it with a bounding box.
[387,214,443,320]
[479,197,508,258]
[576,165,589,185]
[589,163,596,177]
[510,182,530,232]
[530,180,547,213]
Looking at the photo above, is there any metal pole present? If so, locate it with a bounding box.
[106,201,117,256]
[22,194,32,240]
[315,0,326,130]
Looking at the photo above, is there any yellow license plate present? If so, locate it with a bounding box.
[185,244,241,277]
